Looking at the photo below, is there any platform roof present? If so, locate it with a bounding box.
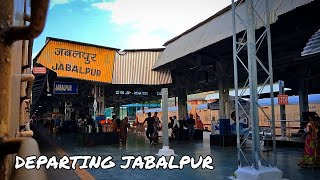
[302,29,320,56]
[152,0,314,70]
[149,0,320,97]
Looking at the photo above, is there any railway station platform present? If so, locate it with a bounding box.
[31,124,320,180]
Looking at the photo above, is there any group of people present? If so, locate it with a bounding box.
[298,113,320,168]
[44,114,63,134]
[176,114,196,140]
[143,112,198,145]
[77,115,95,133]
[98,115,129,142]
[143,112,161,145]
[43,113,130,143]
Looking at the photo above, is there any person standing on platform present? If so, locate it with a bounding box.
[49,115,55,134]
[298,114,320,168]
[143,112,155,144]
[186,113,190,121]
[195,113,204,130]
[169,117,174,129]
[87,115,95,133]
[120,117,129,142]
[153,112,161,144]
[112,115,117,123]
[54,115,62,133]
[173,116,180,139]
[77,117,82,133]
[188,114,195,140]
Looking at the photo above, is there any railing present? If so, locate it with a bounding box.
[261,114,302,140]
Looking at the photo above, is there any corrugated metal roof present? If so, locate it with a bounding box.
[301,29,320,56]
[153,0,314,69]
[112,50,172,85]
[46,37,120,51]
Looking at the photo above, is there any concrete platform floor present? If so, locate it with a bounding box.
[34,127,320,180]
[32,126,80,180]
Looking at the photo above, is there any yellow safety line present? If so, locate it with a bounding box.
[53,145,95,180]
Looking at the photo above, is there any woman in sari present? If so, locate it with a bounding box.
[119,117,129,142]
[152,113,161,144]
[298,115,319,168]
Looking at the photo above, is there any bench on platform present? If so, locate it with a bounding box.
[172,128,203,141]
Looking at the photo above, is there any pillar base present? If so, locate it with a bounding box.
[230,166,283,180]
[156,146,176,156]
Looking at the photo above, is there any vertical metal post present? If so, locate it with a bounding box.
[135,103,138,115]
[231,0,241,168]
[175,97,177,107]
[162,88,169,146]
[279,80,286,138]
[246,0,260,170]
[299,79,308,124]
[266,0,277,167]
[225,77,230,119]
[93,85,97,121]
[178,88,187,120]
[218,75,226,119]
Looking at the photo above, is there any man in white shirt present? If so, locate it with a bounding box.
[172,116,180,139]
[173,116,180,129]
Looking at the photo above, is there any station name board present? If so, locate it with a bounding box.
[37,39,115,83]
[53,82,78,94]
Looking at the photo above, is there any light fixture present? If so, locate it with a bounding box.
[47,93,52,96]
[39,105,42,107]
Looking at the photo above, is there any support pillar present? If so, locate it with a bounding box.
[218,75,226,119]
[93,85,97,121]
[224,78,230,120]
[157,88,175,156]
[64,102,72,121]
[246,0,260,169]
[178,88,187,120]
[114,103,120,118]
[217,62,230,120]
[279,80,286,138]
[96,86,105,115]
[96,86,105,127]
[299,78,308,124]
[231,0,283,178]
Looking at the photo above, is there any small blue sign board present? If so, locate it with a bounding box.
[53,81,78,94]
[105,108,113,118]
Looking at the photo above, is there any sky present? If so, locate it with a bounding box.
[33,0,231,58]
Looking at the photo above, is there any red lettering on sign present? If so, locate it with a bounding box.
[278,95,288,105]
